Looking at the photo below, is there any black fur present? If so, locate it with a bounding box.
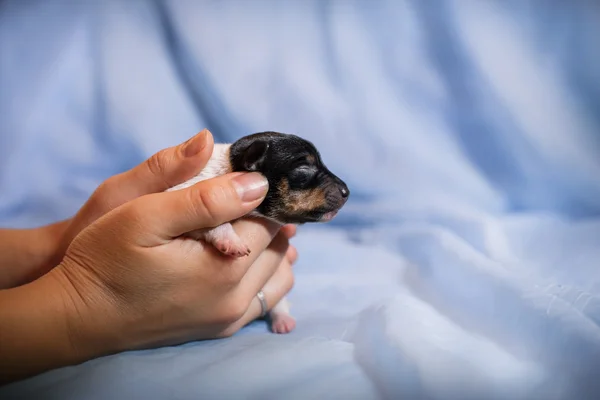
[229,132,350,224]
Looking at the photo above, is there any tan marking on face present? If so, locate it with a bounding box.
[277,179,327,216]
[306,154,316,164]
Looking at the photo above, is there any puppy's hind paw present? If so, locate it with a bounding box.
[270,314,296,334]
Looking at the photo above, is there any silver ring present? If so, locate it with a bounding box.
[256,290,268,318]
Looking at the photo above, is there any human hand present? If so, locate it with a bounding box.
[0,130,216,290]
[51,129,217,268]
[51,170,295,359]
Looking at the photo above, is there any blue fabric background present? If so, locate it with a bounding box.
[1,1,599,399]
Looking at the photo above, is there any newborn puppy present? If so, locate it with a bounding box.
[167,131,350,333]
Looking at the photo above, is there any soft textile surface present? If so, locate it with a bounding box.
[2,1,600,399]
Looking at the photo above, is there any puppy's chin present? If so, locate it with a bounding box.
[293,209,341,224]
[318,211,338,222]
[256,210,340,225]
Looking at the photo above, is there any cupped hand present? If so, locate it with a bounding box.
[50,170,295,359]
[50,129,216,268]
[0,130,216,290]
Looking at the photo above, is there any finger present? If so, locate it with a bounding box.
[221,257,294,335]
[131,172,269,243]
[113,129,214,198]
[235,258,294,330]
[236,231,289,301]
[280,224,297,239]
[286,245,298,264]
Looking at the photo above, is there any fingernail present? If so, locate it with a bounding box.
[232,172,268,202]
[183,130,208,157]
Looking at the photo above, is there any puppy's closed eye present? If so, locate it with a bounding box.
[289,166,317,188]
[289,156,309,168]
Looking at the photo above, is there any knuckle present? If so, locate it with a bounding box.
[186,186,217,226]
[117,201,144,228]
[283,269,295,294]
[89,177,119,210]
[208,312,234,327]
[218,296,248,324]
[217,320,243,338]
[145,150,173,181]
[97,175,117,192]
[286,245,298,264]
[204,262,244,291]
[218,327,238,338]
[272,233,290,253]
[214,268,243,289]
[280,263,295,294]
[187,183,232,226]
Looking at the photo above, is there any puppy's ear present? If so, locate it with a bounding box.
[243,140,269,171]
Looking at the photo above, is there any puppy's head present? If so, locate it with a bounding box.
[229,131,350,224]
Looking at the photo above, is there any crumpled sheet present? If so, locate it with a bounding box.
[1,1,599,399]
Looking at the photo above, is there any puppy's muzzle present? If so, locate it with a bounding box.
[320,177,350,222]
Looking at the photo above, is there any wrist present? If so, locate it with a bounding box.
[36,219,72,273]
[0,268,88,384]
[50,259,127,362]
[0,220,71,289]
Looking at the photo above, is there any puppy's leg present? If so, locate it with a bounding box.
[188,223,251,258]
[269,297,296,334]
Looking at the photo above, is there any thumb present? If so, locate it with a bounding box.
[131,172,269,243]
[112,129,214,199]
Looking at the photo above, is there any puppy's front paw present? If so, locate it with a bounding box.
[270,314,296,334]
[214,238,251,258]
[202,223,250,258]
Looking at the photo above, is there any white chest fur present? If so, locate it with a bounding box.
[167,143,232,192]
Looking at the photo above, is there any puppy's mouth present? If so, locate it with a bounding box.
[293,207,342,224]
[314,201,346,222]
[319,210,338,222]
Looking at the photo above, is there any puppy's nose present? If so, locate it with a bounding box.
[340,184,350,198]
